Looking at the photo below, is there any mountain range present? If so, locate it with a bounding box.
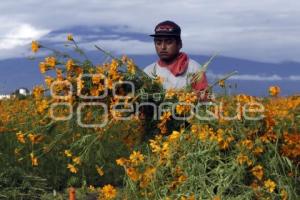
[0,53,299,96]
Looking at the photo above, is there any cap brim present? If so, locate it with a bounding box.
[149,33,180,37]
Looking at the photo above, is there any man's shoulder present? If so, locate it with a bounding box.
[143,62,157,77]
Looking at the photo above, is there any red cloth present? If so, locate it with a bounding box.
[158,52,189,76]
[191,72,208,91]
[158,52,208,92]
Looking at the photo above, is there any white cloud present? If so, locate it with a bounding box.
[81,39,153,55]
[0,24,49,50]
[288,75,300,81]
[0,0,300,62]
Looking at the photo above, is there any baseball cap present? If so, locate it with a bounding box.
[150,20,181,37]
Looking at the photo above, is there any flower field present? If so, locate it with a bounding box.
[0,35,299,200]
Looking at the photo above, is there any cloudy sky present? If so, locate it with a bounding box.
[0,0,300,63]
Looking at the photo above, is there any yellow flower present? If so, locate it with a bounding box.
[178,175,187,183]
[127,58,136,75]
[100,184,117,199]
[264,179,276,193]
[236,154,252,166]
[92,74,102,84]
[67,164,78,173]
[66,59,74,71]
[159,111,171,121]
[212,196,221,200]
[88,185,95,192]
[251,165,264,180]
[28,133,43,144]
[161,142,170,157]
[240,139,254,150]
[168,131,180,142]
[30,153,38,166]
[116,157,127,166]
[72,157,81,165]
[44,76,54,87]
[280,189,288,200]
[180,194,195,200]
[176,104,185,115]
[32,85,44,99]
[64,150,72,157]
[218,79,225,88]
[16,131,26,143]
[269,86,280,97]
[253,146,264,156]
[154,76,164,84]
[126,167,140,181]
[39,62,47,74]
[149,139,161,154]
[45,56,56,68]
[129,151,144,166]
[165,89,175,99]
[67,33,74,41]
[139,167,156,188]
[37,99,49,114]
[31,40,40,53]
[14,148,21,156]
[96,165,104,176]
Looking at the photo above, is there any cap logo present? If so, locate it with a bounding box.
[156,25,174,32]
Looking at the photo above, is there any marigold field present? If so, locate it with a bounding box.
[0,35,299,200]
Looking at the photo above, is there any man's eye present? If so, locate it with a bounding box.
[166,40,174,44]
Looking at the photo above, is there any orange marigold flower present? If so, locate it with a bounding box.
[280,189,288,200]
[44,76,54,87]
[32,85,44,99]
[66,59,74,71]
[236,154,252,166]
[100,184,117,199]
[240,139,254,150]
[36,99,49,114]
[67,164,78,173]
[30,153,38,166]
[116,157,127,166]
[126,167,140,181]
[212,196,221,200]
[96,165,104,176]
[139,167,156,188]
[127,58,136,75]
[176,104,185,115]
[165,89,176,99]
[253,146,264,156]
[16,131,26,143]
[72,157,81,165]
[168,131,180,142]
[31,40,40,53]
[129,151,144,166]
[28,133,43,144]
[251,165,264,180]
[45,56,56,68]
[39,62,47,74]
[269,86,280,97]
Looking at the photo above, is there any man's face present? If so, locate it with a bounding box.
[154,37,181,63]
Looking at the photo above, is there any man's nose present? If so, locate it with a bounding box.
[161,41,167,49]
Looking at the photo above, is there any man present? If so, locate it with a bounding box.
[144,20,208,92]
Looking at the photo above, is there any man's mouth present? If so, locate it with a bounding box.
[159,52,168,55]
